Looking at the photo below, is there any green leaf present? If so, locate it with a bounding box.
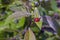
[6,17,25,30]
[0,32,6,40]
[57,9,60,15]
[35,20,42,30]
[10,17,25,30]
[4,10,30,25]
[46,37,55,40]
[33,7,42,30]
[38,6,47,16]
[50,0,58,12]
[24,28,36,40]
[0,17,25,31]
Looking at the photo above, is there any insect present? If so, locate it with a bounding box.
[34,18,40,22]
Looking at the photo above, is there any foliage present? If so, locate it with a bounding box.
[0,0,60,40]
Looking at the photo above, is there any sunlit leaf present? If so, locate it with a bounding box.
[4,11,30,25]
[33,7,42,30]
[35,19,42,30]
[9,17,25,30]
[24,28,36,40]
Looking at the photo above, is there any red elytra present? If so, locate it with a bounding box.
[34,18,40,22]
